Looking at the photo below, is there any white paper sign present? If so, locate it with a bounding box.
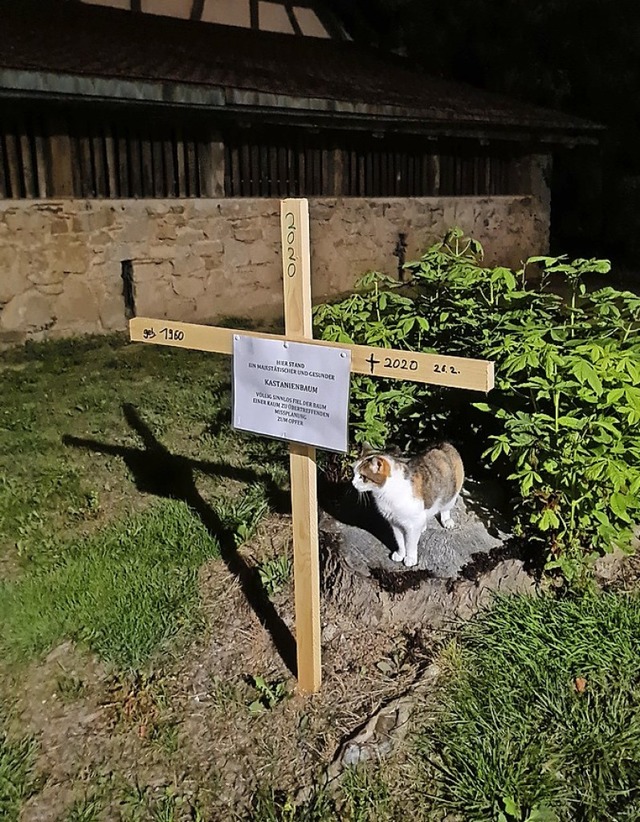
[232,335,351,453]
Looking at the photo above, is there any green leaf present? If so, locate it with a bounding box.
[610,492,632,523]
[503,796,520,816]
[249,700,265,715]
[527,806,560,822]
[556,416,583,429]
[538,509,560,531]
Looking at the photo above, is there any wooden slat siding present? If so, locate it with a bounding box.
[266,144,275,197]
[230,144,240,197]
[150,137,163,197]
[239,142,249,197]
[276,144,286,197]
[441,155,450,195]
[186,139,198,196]
[408,152,416,196]
[223,143,232,196]
[364,150,372,197]
[440,155,448,195]
[322,146,332,196]
[489,157,495,195]
[139,135,154,197]
[287,143,294,196]
[316,147,322,196]
[302,145,309,194]
[117,131,129,197]
[249,140,257,196]
[312,146,320,195]
[461,157,470,195]
[93,134,107,197]
[397,152,404,196]
[446,155,455,195]
[421,151,429,196]
[259,143,269,196]
[104,126,117,197]
[127,135,142,197]
[163,137,175,197]
[311,144,318,195]
[77,135,93,197]
[19,132,35,198]
[223,143,231,197]
[308,146,315,195]
[183,135,192,197]
[390,151,397,196]
[388,150,396,196]
[431,154,440,196]
[197,139,210,197]
[0,136,7,198]
[330,146,340,196]
[5,132,22,197]
[298,143,306,196]
[175,130,186,197]
[198,140,207,196]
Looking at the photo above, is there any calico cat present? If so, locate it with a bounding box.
[352,441,464,568]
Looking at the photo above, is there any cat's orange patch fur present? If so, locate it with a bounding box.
[359,456,391,486]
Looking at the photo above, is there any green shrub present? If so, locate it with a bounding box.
[313,229,640,579]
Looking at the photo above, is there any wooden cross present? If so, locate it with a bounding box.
[130,198,494,693]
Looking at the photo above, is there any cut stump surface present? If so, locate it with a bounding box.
[319,478,536,628]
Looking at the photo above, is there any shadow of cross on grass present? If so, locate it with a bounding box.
[62,402,297,676]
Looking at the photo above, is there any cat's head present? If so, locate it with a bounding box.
[352,442,393,493]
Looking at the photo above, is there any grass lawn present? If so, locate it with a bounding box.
[0,335,287,670]
[1,335,639,822]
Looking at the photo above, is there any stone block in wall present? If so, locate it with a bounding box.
[53,277,101,329]
[0,259,28,303]
[92,277,128,333]
[195,240,224,258]
[233,225,263,243]
[47,241,90,276]
[172,276,206,301]
[1,290,54,331]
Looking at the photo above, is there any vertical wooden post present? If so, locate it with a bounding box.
[281,198,322,694]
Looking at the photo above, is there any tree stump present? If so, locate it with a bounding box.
[319,478,536,628]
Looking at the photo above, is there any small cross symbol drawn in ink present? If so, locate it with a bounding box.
[366,353,380,373]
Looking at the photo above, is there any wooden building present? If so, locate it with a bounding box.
[0,0,600,342]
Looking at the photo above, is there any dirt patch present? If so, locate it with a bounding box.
[5,514,440,820]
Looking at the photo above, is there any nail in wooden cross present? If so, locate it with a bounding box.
[130,198,494,693]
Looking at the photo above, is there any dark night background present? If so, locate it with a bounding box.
[324,0,640,271]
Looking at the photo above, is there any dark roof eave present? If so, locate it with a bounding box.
[0,67,603,146]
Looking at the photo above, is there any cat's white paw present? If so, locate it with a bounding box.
[403,556,418,568]
[442,518,455,530]
[391,551,405,563]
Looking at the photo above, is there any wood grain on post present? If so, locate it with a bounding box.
[280,198,322,694]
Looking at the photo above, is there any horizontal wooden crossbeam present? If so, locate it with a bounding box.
[129,317,494,393]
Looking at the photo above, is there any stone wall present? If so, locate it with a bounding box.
[0,194,549,344]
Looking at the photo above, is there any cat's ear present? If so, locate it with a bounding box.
[387,444,402,457]
[361,441,376,457]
